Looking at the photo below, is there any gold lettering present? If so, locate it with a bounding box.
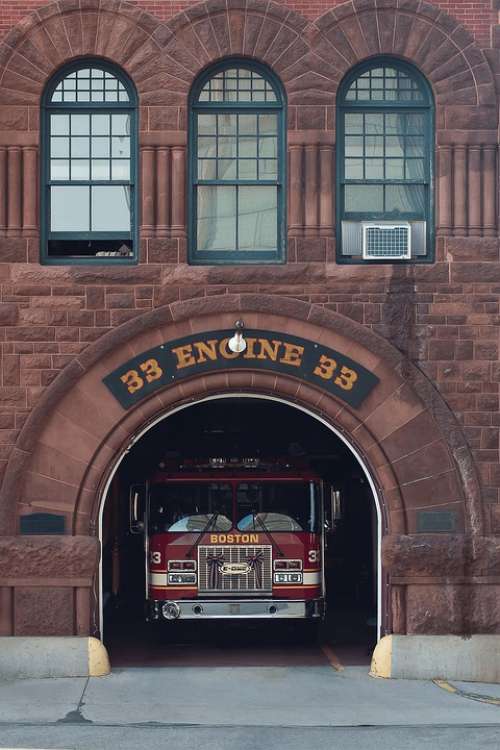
[171,344,196,369]
[219,338,240,359]
[139,358,163,383]
[210,534,218,543]
[334,365,359,391]
[120,369,144,394]
[256,338,282,361]
[241,534,249,543]
[280,342,304,367]
[219,534,226,543]
[250,534,259,544]
[194,340,218,363]
[227,534,234,544]
[243,337,258,359]
[313,354,338,381]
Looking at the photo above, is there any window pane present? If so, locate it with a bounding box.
[92,114,110,135]
[345,113,363,134]
[51,138,69,158]
[198,137,216,158]
[51,186,89,231]
[238,159,257,179]
[405,159,424,179]
[365,114,383,134]
[259,159,277,179]
[92,159,110,180]
[239,114,257,134]
[91,186,130,231]
[345,159,363,179]
[385,159,404,179]
[71,160,90,180]
[385,136,404,157]
[112,136,129,158]
[259,114,277,135]
[219,136,237,158]
[366,136,383,157]
[51,160,70,180]
[92,138,110,158]
[345,136,363,157]
[407,136,425,157]
[218,114,236,136]
[111,114,130,136]
[198,115,217,135]
[365,159,384,179]
[112,160,130,180]
[217,158,237,179]
[240,136,257,158]
[71,137,89,158]
[345,185,383,213]
[238,186,277,250]
[258,137,276,158]
[198,159,217,180]
[51,114,69,136]
[385,184,425,213]
[71,114,89,135]
[197,186,236,251]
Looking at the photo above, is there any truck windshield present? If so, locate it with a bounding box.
[149,483,232,532]
[236,482,320,532]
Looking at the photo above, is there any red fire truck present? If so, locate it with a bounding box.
[129,458,333,623]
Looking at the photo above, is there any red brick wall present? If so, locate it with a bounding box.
[0,0,495,47]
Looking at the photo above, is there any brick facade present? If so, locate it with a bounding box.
[0,0,499,639]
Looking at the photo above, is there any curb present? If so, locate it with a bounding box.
[370,635,500,683]
[0,637,110,679]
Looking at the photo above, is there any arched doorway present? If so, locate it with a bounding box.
[0,296,479,648]
[99,393,383,665]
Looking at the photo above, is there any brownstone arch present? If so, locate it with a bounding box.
[0,294,488,637]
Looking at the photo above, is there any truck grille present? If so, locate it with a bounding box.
[198,545,272,595]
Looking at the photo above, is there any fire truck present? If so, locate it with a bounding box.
[129,457,335,623]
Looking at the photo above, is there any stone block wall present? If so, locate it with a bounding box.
[0,0,498,637]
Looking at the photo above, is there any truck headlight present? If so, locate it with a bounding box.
[273,572,303,584]
[168,573,197,585]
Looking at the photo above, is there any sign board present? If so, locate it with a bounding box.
[103,329,379,410]
[20,513,66,535]
[417,511,457,533]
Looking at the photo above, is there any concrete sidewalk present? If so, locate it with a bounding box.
[0,666,499,728]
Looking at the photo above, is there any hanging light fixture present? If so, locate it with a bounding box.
[228,320,246,353]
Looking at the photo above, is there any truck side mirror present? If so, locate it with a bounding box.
[328,488,342,529]
[129,484,146,534]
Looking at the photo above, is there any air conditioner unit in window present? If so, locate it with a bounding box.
[362,222,411,260]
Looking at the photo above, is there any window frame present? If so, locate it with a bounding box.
[336,57,435,265]
[40,58,139,266]
[188,57,287,265]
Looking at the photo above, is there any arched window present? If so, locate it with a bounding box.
[189,59,285,264]
[42,60,137,264]
[337,59,433,263]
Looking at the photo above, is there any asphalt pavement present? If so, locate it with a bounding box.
[0,664,500,749]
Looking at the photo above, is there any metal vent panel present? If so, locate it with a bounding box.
[363,223,411,259]
[198,545,272,595]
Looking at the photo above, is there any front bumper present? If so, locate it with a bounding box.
[148,598,324,621]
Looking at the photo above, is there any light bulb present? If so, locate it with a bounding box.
[228,331,246,353]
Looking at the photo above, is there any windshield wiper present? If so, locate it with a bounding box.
[186,512,219,559]
[253,511,285,558]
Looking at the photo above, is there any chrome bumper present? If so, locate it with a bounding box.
[150,598,323,620]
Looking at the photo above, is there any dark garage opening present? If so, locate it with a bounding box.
[101,397,379,667]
